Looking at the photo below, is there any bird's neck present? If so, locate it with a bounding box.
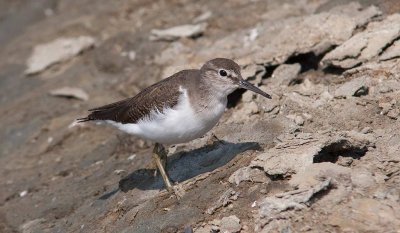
[186,77,228,113]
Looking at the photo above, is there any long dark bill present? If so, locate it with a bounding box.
[239,80,272,99]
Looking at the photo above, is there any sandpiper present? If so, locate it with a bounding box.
[78,58,271,195]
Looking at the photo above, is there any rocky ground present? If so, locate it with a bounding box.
[1,0,400,232]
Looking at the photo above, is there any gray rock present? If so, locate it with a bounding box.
[328,198,400,232]
[322,14,400,68]
[220,215,241,233]
[196,4,379,68]
[254,4,380,65]
[387,108,400,119]
[228,166,270,186]
[257,179,331,221]
[270,63,301,86]
[20,218,46,233]
[254,12,355,65]
[241,63,265,85]
[251,133,320,176]
[194,226,213,233]
[206,189,239,215]
[328,2,381,27]
[334,77,369,98]
[289,162,351,189]
[251,131,375,176]
[286,114,305,126]
[241,91,255,103]
[49,87,89,101]
[380,39,400,61]
[351,169,376,189]
[150,23,207,41]
[374,187,400,202]
[193,11,212,23]
[25,36,96,75]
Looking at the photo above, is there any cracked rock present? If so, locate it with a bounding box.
[322,14,400,68]
[220,215,241,233]
[196,4,379,68]
[254,4,380,65]
[251,131,375,176]
[228,166,270,186]
[256,179,331,229]
[334,77,369,98]
[328,2,381,27]
[206,188,239,215]
[380,39,400,61]
[289,162,351,189]
[254,13,355,65]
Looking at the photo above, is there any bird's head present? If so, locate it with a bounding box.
[200,58,271,99]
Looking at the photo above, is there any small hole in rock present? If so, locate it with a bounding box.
[313,140,368,164]
[266,173,287,181]
[286,52,322,73]
[227,88,246,108]
[263,65,278,79]
[323,66,347,75]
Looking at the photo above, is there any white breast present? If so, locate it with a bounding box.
[106,87,226,145]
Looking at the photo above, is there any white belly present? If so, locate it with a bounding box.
[107,88,226,145]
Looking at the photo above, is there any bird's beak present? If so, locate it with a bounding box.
[239,79,272,99]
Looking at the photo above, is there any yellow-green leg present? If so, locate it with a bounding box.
[152,143,185,198]
[152,143,173,192]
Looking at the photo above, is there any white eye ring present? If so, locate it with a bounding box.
[219,69,228,77]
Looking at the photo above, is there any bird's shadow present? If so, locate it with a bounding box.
[114,140,260,194]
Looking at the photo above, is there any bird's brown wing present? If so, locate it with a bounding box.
[78,70,197,124]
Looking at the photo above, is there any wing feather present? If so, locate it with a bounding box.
[78,70,198,124]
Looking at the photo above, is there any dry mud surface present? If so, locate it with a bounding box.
[1,0,400,232]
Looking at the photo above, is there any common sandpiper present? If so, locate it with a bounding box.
[78,58,271,196]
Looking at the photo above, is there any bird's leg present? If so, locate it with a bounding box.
[152,143,173,193]
[152,143,185,198]
[151,145,167,177]
[158,144,168,171]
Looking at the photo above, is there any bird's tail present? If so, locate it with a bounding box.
[76,116,91,123]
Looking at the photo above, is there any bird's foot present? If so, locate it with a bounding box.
[164,183,185,200]
[171,183,185,199]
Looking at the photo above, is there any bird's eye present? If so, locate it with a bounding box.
[219,69,228,77]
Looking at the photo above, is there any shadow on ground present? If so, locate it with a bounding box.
[116,141,260,193]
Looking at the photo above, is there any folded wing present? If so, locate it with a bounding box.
[77,74,184,124]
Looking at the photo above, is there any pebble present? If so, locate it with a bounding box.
[127,154,136,161]
[220,215,241,233]
[114,169,126,175]
[19,190,28,197]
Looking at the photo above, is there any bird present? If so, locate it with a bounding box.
[78,58,271,196]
